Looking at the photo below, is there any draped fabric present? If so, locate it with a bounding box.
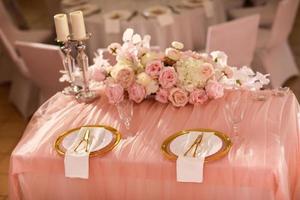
[9,90,300,200]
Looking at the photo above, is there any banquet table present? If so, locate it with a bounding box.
[82,0,226,56]
[9,90,300,200]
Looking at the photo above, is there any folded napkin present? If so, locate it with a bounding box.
[176,132,212,183]
[64,127,105,179]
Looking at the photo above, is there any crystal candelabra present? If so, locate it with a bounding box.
[60,40,82,95]
[74,34,98,103]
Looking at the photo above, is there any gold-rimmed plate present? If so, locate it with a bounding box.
[54,125,121,157]
[161,128,232,162]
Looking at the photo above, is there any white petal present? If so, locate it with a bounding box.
[132,33,142,44]
[142,35,151,48]
[122,28,134,42]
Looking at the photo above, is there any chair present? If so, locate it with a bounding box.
[228,2,277,28]
[254,0,300,87]
[15,41,65,104]
[0,29,39,118]
[0,1,53,117]
[206,15,260,67]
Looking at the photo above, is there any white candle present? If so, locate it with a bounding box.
[70,11,86,40]
[54,14,70,42]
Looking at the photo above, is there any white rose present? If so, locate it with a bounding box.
[136,72,159,95]
[165,48,181,61]
[171,41,184,50]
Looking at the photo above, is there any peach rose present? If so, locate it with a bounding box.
[155,88,169,103]
[168,88,189,107]
[111,65,134,88]
[201,63,214,78]
[105,84,124,104]
[159,67,177,89]
[128,83,146,103]
[205,81,224,99]
[189,89,208,105]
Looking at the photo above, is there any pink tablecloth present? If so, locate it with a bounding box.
[9,90,300,200]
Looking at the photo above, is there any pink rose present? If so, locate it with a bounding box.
[205,81,224,99]
[155,88,169,103]
[145,60,163,77]
[224,66,233,78]
[115,67,134,88]
[189,89,208,105]
[105,84,124,104]
[201,63,214,78]
[159,68,177,89]
[90,67,106,82]
[128,83,146,103]
[168,88,189,107]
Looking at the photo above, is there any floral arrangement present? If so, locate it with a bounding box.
[61,28,270,107]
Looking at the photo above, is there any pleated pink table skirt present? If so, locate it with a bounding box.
[9,90,300,200]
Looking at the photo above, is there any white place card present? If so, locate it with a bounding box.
[203,0,215,18]
[104,18,121,34]
[176,155,205,183]
[157,14,174,27]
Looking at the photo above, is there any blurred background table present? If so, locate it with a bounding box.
[82,0,226,55]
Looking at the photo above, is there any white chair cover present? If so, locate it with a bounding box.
[15,41,65,104]
[206,15,260,67]
[255,0,300,87]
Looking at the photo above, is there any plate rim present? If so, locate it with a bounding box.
[54,125,122,157]
[161,128,232,162]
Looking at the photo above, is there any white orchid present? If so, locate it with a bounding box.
[210,51,228,66]
[93,49,110,68]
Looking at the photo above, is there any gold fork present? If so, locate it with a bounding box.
[74,129,90,152]
[183,134,203,157]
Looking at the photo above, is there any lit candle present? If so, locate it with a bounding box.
[69,11,87,40]
[54,14,70,42]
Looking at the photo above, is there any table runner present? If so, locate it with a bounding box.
[9,90,300,199]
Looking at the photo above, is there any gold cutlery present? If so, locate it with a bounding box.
[184,134,203,157]
[74,129,90,152]
[193,134,203,157]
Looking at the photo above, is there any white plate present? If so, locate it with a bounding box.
[143,5,171,18]
[169,131,222,157]
[104,10,132,20]
[62,127,113,152]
